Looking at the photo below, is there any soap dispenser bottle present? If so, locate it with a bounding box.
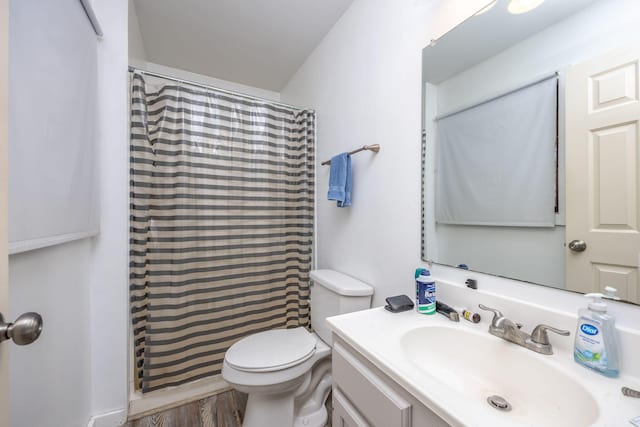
[573,287,620,378]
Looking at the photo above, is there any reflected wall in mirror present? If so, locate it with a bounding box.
[421,0,640,305]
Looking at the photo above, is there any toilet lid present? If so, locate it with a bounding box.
[225,328,317,372]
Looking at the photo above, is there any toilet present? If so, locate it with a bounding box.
[222,269,374,427]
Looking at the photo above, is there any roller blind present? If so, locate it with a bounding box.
[435,77,557,227]
[8,0,98,253]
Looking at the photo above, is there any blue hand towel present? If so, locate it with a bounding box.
[327,152,352,207]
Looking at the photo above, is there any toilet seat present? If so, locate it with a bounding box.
[225,327,317,373]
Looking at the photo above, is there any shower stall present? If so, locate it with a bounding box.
[128,69,315,394]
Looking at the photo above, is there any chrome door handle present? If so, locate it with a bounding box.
[0,312,43,345]
[568,240,587,252]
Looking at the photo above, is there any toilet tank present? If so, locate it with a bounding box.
[309,269,374,344]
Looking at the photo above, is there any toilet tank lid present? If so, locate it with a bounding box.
[310,269,374,297]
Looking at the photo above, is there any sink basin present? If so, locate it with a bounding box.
[401,326,599,427]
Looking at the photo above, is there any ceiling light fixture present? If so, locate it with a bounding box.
[508,0,544,14]
[475,1,497,16]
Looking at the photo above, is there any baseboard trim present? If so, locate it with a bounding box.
[87,409,127,427]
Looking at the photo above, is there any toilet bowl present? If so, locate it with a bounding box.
[222,328,332,427]
[221,269,374,427]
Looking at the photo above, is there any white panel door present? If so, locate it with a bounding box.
[566,46,640,303]
[0,0,9,425]
[1,2,48,425]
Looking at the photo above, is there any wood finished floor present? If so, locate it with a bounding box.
[123,389,332,427]
[123,390,248,427]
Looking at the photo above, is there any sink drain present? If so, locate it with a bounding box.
[487,395,512,412]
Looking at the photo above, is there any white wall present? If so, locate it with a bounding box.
[281,0,490,307]
[88,0,129,424]
[128,0,281,104]
[140,62,282,103]
[9,240,92,427]
[128,0,147,68]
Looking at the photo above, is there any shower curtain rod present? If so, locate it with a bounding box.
[128,66,309,111]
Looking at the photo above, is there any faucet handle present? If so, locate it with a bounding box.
[478,304,503,326]
[531,324,570,345]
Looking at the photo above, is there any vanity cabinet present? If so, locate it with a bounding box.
[332,388,371,427]
[331,337,449,427]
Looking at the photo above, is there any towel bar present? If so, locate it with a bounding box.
[321,144,380,166]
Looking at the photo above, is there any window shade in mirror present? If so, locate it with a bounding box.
[435,76,557,227]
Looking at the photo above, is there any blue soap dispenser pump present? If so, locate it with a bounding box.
[573,287,620,378]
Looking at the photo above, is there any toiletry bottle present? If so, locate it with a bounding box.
[416,270,436,314]
[462,310,481,323]
[574,288,619,378]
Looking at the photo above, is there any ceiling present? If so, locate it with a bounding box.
[422,0,603,83]
[133,0,354,91]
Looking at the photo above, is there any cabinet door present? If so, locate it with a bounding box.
[333,388,371,427]
[333,342,412,427]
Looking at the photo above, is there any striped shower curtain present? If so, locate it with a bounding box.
[129,73,315,393]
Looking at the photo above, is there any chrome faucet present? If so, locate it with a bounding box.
[478,304,570,355]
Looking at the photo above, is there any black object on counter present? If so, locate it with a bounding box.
[465,278,478,289]
[435,301,460,322]
[384,295,414,313]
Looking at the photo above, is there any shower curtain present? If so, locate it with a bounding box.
[129,73,315,393]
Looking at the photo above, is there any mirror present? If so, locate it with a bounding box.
[422,0,640,305]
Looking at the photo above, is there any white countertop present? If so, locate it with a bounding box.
[327,306,640,427]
